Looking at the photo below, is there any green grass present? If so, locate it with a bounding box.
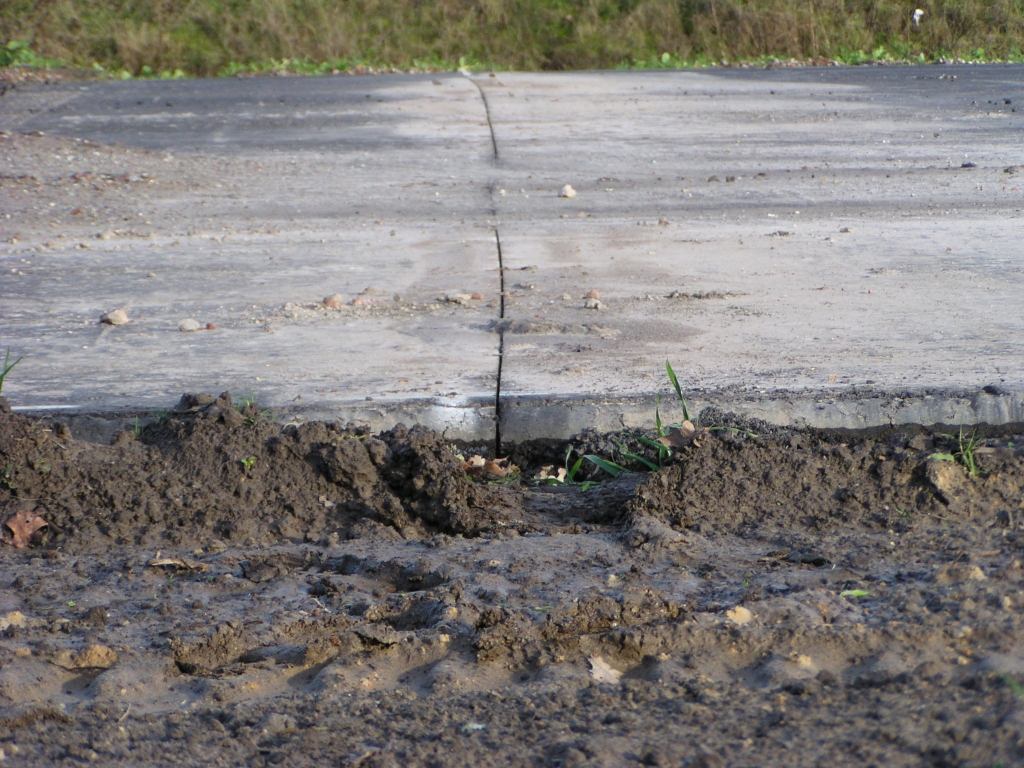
[3,0,1024,77]
[0,348,22,397]
[932,427,988,479]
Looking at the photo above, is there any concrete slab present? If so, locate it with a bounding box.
[474,67,1024,439]
[1,74,502,438]
[2,66,1023,442]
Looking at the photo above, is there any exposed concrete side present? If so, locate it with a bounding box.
[498,387,1024,442]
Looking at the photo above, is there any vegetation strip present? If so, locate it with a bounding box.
[3,1,1024,78]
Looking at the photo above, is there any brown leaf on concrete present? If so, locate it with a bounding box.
[656,421,709,449]
[1,510,51,549]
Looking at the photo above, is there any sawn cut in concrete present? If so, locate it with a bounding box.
[1,66,1023,441]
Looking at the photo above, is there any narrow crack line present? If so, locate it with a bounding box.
[463,71,505,453]
[461,72,499,163]
[493,227,506,457]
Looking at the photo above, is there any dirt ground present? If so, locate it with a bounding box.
[0,394,1023,767]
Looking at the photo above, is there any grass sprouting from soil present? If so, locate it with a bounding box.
[0,348,22,397]
[3,0,1024,77]
[932,427,989,478]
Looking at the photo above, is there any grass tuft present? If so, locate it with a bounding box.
[0,348,22,397]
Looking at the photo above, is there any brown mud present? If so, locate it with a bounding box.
[2,395,1024,766]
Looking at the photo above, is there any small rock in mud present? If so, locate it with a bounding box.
[934,563,986,585]
[726,606,754,625]
[54,644,118,670]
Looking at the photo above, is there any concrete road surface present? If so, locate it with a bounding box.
[1,65,1022,443]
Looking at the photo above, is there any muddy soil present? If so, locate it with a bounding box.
[2,396,1024,767]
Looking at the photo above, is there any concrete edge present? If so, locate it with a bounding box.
[497,387,1024,442]
[11,386,1024,446]
[11,397,498,445]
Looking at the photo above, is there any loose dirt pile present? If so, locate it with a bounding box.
[2,396,1024,766]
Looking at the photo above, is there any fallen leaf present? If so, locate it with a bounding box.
[463,455,518,481]
[1,510,51,549]
[536,465,568,483]
[588,655,622,684]
[656,421,709,449]
[148,555,208,572]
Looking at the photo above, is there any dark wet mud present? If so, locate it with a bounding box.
[2,394,1024,767]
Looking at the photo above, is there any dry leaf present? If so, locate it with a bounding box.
[463,455,518,481]
[656,421,709,449]
[1,510,51,549]
[148,556,208,572]
[588,655,623,684]
[536,465,567,483]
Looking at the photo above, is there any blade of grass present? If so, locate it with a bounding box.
[583,455,628,478]
[665,360,690,422]
[0,348,22,396]
[655,393,664,437]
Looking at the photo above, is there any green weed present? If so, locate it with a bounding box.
[536,448,601,491]
[0,40,62,68]
[1003,675,1024,697]
[932,427,988,478]
[0,348,21,396]
[240,456,257,471]
[1,463,15,491]
[840,589,871,599]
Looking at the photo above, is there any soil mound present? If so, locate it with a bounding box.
[626,432,1024,536]
[0,394,519,551]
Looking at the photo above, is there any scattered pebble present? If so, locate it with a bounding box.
[561,293,572,301]
[99,308,129,326]
[178,318,203,332]
[444,293,473,306]
[584,289,600,299]
[559,184,577,198]
[658,217,670,226]
[584,298,604,310]
[470,292,484,301]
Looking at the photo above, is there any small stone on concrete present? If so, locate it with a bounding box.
[179,318,203,332]
[559,184,577,198]
[100,309,129,326]
[323,293,345,308]
[584,298,604,310]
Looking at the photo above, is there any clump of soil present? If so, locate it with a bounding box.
[626,430,1024,536]
[3,399,1024,767]
[0,393,520,551]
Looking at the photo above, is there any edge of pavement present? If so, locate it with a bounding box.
[11,385,1024,446]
